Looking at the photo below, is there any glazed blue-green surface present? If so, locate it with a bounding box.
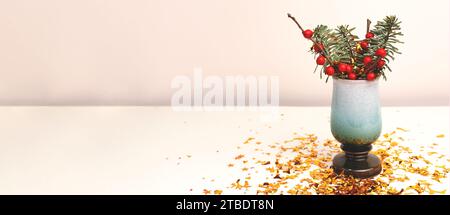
[330,78,382,145]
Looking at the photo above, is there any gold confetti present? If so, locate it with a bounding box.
[203,130,450,195]
[396,127,409,132]
[234,154,245,160]
[243,137,255,144]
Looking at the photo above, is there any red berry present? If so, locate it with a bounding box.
[338,63,347,73]
[366,72,376,81]
[325,66,335,76]
[313,43,324,52]
[303,29,314,39]
[360,41,369,49]
[365,32,374,39]
[346,64,353,73]
[316,55,326,65]
[377,59,385,68]
[348,73,357,80]
[363,56,372,65]
[375,48,387,58]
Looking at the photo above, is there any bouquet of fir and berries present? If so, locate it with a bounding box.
[288,14,403,81]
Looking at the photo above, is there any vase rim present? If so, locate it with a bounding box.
[333,77,379,84]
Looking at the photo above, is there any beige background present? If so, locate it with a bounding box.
[0,0,449,105]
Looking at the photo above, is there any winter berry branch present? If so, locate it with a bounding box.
[287,14,333,65]
[287,14,403,81]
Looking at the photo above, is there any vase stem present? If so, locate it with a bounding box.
[333,143,382,178]
[341,144,371,161]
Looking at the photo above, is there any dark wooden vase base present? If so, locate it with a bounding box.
[332,143,382,179]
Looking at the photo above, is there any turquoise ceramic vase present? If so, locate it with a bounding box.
[331,78,382,178]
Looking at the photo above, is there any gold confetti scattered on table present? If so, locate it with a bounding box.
[234,154,245,160]
[204,130,449,195]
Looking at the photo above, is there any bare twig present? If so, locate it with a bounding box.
[366,19,372,34]
[287,13,305,32]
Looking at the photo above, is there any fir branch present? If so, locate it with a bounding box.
[311,25,336,61]
[367,16,403,80]
[372,16,403,60]
[334,25,358,63]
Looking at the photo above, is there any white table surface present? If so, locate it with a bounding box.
[0,106,448,194]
